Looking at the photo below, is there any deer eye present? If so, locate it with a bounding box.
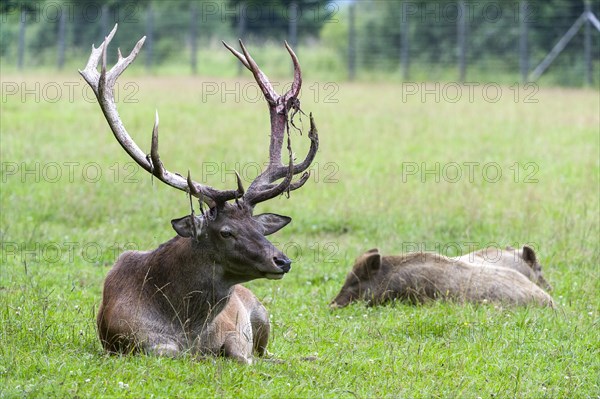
[220,229,233,239]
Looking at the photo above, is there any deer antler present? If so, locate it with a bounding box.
[79,24,243,206]
[222,40,319,207]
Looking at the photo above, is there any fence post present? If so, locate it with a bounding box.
[348,2,356,81]
[146,5,154,71]
[401,0,410,80]
[584,0,592,85]
[237,2,247,76]
[57,8,67,70]
[18,7,26,70]
[100,4,109,39]
[190,3,198,75]
[529,12,587,81]
[288,2,298,50]
[457,0,467,82]
[519,0,529,83]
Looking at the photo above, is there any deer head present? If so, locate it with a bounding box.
[79,25,319,285]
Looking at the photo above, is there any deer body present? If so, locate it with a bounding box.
[330,249,554,308]
[82,25,318,362]
[97,205,288,357]
[97,237,232,356]
[99,237,270,362]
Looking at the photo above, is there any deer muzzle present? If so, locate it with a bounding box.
[264,255,292,279]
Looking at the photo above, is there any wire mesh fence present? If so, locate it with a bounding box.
[1,0,598,86]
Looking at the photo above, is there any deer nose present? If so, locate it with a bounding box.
[273,256,292,273]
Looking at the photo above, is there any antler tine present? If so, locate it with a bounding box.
[222,40,251,71]
[185,171,200,238]
[186,170,200,196]
[79,24,117,96]
[283,41,302,102]
[234,171,245,195]
[81,24,242,207]
[151,111,236,206]
[289,112,318,175]
[223,41,319,207]
[99,28,145,94]
[150,110,166,179]
[79,25,150,174]
[288,171,311,191]
[238,40,279,104]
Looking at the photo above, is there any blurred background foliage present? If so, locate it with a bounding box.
[0,0,598,85]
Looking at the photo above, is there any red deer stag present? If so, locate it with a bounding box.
[80,25,318,362]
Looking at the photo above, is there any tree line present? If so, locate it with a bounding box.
[1,0,597,85]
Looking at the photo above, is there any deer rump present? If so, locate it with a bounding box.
[82,25,319,363]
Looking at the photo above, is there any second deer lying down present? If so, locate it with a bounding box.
[81,25,318,362]
[330,249,554,308]
[453,245,552,291]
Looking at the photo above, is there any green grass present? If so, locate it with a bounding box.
[1,69,599,398]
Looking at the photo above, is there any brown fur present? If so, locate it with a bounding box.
[85,30,317,363]
[196,285,270,364]
[453,245,552,291]
[97,202,290,361]
[330,249,554,308]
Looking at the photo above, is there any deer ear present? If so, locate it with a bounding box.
[522,245,537,265]
[171,215,204,238]
[254,213,291,236]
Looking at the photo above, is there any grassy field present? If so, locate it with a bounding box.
[1,67,599,398]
